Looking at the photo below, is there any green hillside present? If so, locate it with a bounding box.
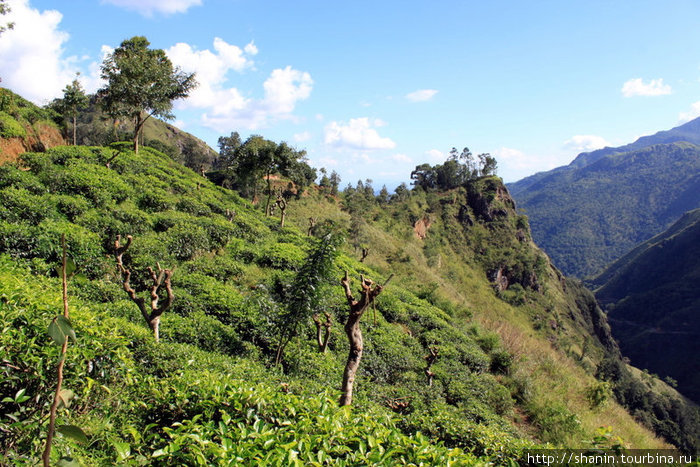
[1,90,697,463]
[509,141,700,278]
[64,95,218,172]
[0,88,65,162]
[592,208,700,403]
[0,143,681,465]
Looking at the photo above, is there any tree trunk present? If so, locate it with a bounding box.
[72,113,77,146]
[340,311,363,406]
[313,312,332,353]
[115,235,173,342]
[338,272,385,406]
[265,168,273,216]
[150,316,160,343]
[133,112,145,153]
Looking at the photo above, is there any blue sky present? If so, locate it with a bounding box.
[2,0,700,188]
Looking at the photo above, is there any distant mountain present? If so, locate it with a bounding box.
[592,209,700,403]
[508,118,700,278]
[509,117,700,196]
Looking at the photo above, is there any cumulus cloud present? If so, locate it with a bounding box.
[425,149,445,162]
[493,147,529,170]
[101,0,202,16]
[0,0,76,103]
[493,147,566,182]
[405,89,438,102]
[262,66,313,114]
[324,117,396,150]
[679,101,700,123]
[621,78,672,97]
[167,40,311,131]
[563,135,611,153]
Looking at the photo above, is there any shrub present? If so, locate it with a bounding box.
[167,223,210,261]
[137,189,172,212]
[0,111,26,138]
[0,187,55,224]
[255,242,306,269]
[52,194,91,221]
[176,198,211,216]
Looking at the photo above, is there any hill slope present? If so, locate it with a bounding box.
[509,141,700,278]
[592,208,700,403]
[0,88,65,163]
[1,143,685,464]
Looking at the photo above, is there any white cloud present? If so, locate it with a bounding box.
[0,0,76,104]
[167,41,310,131]
[244,42,258,56]
[493,147,530,170]
[493,147,565,183]
[425,149,445,162]
[563,135,611,153]
[324,117,396,150]
[392,153,412,163]
[294,131,311,142]
[406,89,438,102]
[262,66,313,114]
[353,153,374,163]
[621,78,672,97]
[318,156,338,166]
[679,101,700,123]
[82,45,112,93]
[101,0,202,16]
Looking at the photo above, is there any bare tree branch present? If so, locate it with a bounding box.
[115,235,173,342]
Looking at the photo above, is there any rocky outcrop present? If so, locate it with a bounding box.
[413,215,432,239]
[466,178,516,222]
[0,123,66,164]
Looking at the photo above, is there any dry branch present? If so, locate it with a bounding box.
[115,234,173,342]
[312,312,332,352]
[424,346,439,386]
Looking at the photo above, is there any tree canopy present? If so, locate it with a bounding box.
[215,132,317,202]
[411,147,498,191]
[98,36,197,153]
[52,76,89,146]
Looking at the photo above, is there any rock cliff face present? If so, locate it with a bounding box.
[0,122,66,164]
[452,177,620,355]
[0,126,66,164]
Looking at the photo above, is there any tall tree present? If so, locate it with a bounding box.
[59,75,89,146]
[98,36,196,153]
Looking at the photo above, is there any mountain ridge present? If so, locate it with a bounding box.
[508,137,700,278]
[509,116,700,196]
[592,208,700,403]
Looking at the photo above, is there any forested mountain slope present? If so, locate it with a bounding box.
[592,208,700,403]
[509,141,700,278]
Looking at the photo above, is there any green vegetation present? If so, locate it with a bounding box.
[0,88,62,152]
[0,126,693,463]
[510,142,700,278]
[50,76,89,146]
[98,36,197,153]
[592,208,700,405]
